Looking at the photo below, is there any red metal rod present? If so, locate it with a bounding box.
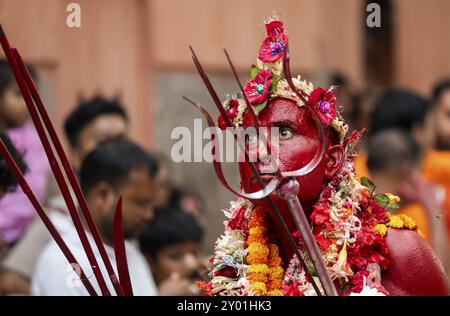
[183,96,321,295]
[222,48,282,179]
[0,24,111,296]
[187,47,323,295]
[0,139,98,296]
[189,46,231,126]
[13,48,124,297]
[113,196,133,296]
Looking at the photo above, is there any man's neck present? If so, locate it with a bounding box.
[262,198,314,264]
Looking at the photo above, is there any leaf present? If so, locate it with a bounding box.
[253,100,268,114]
[250,65,260,79]
[388,202,400,209]
[269,74,281,94]
[374,193,390,207]
[361,176,376,195]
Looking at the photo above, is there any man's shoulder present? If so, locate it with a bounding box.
[31,228,91,296]
[382,228,450,295]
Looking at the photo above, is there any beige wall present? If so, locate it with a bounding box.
[0,0,153,149]
[2,0,450,251]
[394,0,450,95]
[150,0,364,88]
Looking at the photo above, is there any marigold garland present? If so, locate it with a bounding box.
[246,207,284,296]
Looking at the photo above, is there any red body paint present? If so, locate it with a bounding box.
[239,98,450,295]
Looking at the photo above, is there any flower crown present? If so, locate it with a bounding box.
[218,16,349,143]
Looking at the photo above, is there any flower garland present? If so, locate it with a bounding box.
[198,157,422,296]
[246,207,284,296]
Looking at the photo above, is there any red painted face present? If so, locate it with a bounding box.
[239,98,343,209]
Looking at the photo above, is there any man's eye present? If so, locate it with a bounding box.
[279,127,294,140]
[169,253,183,261]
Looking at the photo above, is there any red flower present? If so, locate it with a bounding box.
[218,99,239,130]
[282,282,304,296]
[258,19,288,63]
[227,205,247,232]
[315,233,332,251]
[214,266,238,278]
[244,70,273,105]
[196,281,214,296]
[258,33,288,63]
[306,87,337,126]
[265,20,284,37]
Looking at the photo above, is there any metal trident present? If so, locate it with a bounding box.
[184,43,338,296]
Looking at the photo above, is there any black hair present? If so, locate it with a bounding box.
[329,72,348,88]
[367,128,421,173]
[0,132,27,192]
[370,89,429,136]
[138,208,204,258]
[0,59,37,98]
[431,78,450,109]
[64,95,128,146]
[79,138,159,195]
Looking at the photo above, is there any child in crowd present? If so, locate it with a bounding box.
[0,60,50,247]
[139,208,206,296]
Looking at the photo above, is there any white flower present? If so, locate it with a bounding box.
[350,286,386,296]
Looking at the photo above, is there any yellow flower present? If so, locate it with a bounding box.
[268,244,280,256]
[247,233,268,244]
[269,256,282,267]
[248,243,269,255]
[267,279,283,290]
[398,214,416,230]
[388,215,404,229]
[374,224,388,237]
[385,193,401,204]
[269,266,284,280]
[249,264,269,274]
[247,252,269,265]
[249,226,267,235]
[267,289,282,296]
[248,272,268,283]
[251,282,267,296]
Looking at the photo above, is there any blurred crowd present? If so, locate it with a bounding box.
[0,60,209,295]
[0,57,450,295]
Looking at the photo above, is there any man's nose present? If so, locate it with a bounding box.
[185,254,199,271]
[142,205,155,222]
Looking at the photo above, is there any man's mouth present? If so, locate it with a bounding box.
[249,174,275,187]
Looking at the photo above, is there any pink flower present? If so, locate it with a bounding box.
[244,70,273,105]
[265,20,284,37]
[217,99,239,130]
[258,33,288,63]
[306,87,337,125]
[258,20,288,63]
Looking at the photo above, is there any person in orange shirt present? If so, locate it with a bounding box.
[424,79,450,230]
[367,129,432,242]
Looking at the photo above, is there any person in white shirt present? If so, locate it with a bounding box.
[31,138,159,296]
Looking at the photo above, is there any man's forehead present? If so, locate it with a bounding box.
[244,99,310,127]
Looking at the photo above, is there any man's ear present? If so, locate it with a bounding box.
[324,144,345,180]
[87,182,117,218]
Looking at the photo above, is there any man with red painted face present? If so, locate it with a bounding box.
[198,16,450,296]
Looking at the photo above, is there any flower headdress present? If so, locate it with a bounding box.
[218,15,349,143]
